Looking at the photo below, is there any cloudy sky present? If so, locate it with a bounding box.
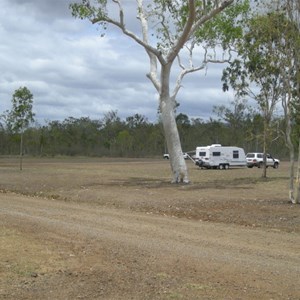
[0,0,235,125]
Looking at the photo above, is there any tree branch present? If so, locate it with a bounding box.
[191,0,234,35]
[137,0,161,92]
[166,0,196,63]
[172,41,232,99]
[91,1,164,66]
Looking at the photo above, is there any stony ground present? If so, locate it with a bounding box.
[1,157,299,299]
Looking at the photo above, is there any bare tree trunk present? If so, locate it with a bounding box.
[20,131,23,171]
[286,117,295,203]
[158,61,189,183]
[294,136,300,204]
[160,95,189,183]
[282,92,297,203]
[262,119,267,178]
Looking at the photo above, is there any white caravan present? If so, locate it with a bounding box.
[194,144,247,169]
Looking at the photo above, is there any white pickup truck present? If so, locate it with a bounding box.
[246,152,280,168]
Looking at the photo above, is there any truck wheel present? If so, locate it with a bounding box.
[273,162,279,169]
[258,162,263,168]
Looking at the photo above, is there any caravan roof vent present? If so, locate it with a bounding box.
[211,144,222,147]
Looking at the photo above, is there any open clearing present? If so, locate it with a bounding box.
[1,157,300,299]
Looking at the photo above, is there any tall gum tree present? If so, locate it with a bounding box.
[70,0,249,183]
[275,0,300,204]
[223,0,300,203]
[222,12,283,179]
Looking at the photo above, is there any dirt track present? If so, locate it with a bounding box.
[1,192,300,299]
[1,157,300,299]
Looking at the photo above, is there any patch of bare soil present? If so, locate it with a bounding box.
[1,157,300,299]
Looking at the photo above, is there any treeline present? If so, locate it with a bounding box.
[0,106,293,159]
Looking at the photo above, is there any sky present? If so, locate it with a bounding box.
[0,0,236,125]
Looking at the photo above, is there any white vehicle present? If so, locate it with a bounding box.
[194,144,247,169]
[163,152,188,159]
[246,152,280,168]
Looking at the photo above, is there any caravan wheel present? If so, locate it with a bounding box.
[219,164,229,170]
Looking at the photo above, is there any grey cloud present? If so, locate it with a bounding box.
[0,0,235,125]
[8,0,73,19]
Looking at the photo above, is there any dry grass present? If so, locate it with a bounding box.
[0,156,299,232]
[1,156,300,300]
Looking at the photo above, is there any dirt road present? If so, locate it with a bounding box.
[1,192,300,300]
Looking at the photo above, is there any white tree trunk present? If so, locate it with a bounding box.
[160,96,189,183]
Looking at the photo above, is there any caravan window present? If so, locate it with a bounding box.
[199,151,206,156]
[212,152,221,156]
[233,150,239,159]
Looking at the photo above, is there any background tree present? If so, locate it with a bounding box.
[176,113,192,151]
[213,98,253,147]
[101,111,125,156]
[222,12,283,178]
[126,114,153,157]
[0,110,289,159]
[248,0,300,203]
[70,0,250,183]
[223,0,300,203]
[274,1,300,204]
[7,87,35,170]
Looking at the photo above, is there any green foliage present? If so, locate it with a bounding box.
[70,0,107,20]
[176,113,190,127]
[70,0,108,34]
[222,9,300,110]
[0,110,289,159]
[229,8,299,93]
[223,13,282,96]
[195,0,250,49]
[6,87,35,169]
[8,87,35,133]
[148,0,250,48]
[222,3,300,175]
[70,0,250,55]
